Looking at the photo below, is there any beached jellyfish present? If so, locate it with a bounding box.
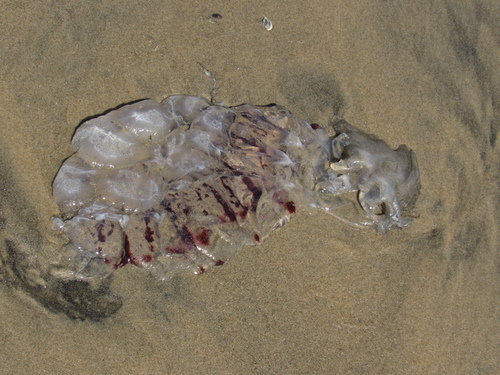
[51,96,420,281]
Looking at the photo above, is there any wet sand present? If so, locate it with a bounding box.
[0,1,498,373]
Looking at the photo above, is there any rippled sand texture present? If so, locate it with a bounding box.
[0,1,498,374]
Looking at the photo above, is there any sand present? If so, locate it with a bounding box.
[0,1,498,374]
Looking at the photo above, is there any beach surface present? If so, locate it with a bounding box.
[0,1,498,374]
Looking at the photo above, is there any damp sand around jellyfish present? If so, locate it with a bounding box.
[51,95,420,281]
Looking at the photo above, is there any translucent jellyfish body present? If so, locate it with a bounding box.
[52,96,420,281]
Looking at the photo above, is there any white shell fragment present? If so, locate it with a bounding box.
[262,16,273,31]
[52,95,420,281]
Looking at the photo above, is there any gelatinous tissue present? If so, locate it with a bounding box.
[51,95,420,281]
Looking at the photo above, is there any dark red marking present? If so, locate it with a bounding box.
[285,201,296,214]
[165,226,197,254]
[165,246,186,254]
[114,234,132,269]
[195,229,211,246]
[144,220,155,242]
[180,225,195,246]
[241,112,271,127]
[142,254,152,262]
[95,221,106,242]
[220,176,241,205]
[233,135,259,148]
[160,198,169,210]
[310,123,321,130]
[200,266,206,274]
[215,259,225,266]
[238,209,248,219]
[241,176,262,212]
[252,126,270,138]
[107,223,115,237]
[211,13,222,19]
[258,154,270,170]
[254,233,260,242]
[220,176,249,219]
[203,183,237,222]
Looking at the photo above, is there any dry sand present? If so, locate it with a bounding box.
[0,1,498,374]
